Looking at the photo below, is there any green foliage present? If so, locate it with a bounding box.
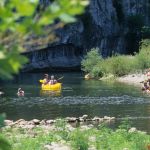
[70,129,89,150]
[81,43,150,78]
[0,114,5,128]
[118,118,132,130]
[106,55,138,77]
[0,0,88,80]
[81,48,103,76]
[136,39,150,70]
[54,119,69,141]
[0,114,11,150]
[0,137,11,150]
[1,119,150,150]
[82,49,138,77]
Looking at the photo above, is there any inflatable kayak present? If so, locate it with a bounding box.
[39,80,61,91]
[42,83,61,91]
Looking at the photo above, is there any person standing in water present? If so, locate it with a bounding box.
[17,88,24,96]
[0,87,4,96]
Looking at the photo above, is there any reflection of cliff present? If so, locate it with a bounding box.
[23,0,150,72]
[23,44,83,71]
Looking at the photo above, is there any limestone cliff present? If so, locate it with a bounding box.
[23,0,150,72]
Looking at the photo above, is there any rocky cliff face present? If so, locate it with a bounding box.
[23,0,150,72]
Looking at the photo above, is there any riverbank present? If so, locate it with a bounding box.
[2,116,150,150]
[117,73,145,87]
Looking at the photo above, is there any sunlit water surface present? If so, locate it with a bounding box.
[1,72,150,132]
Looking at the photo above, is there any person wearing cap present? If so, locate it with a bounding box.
[17,88,24,96]
[49,75,57,85]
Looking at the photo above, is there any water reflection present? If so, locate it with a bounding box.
[40,90,61,97]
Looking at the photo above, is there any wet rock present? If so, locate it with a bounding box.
[32,119,40,125]
[78,117,84,122]
[46,120,56,124]
[40,119,46,125]
[104,116,111,120]
[66,117,77,123]
[80,114,88,120]
[85,74,93,80]
[14,119,27,126]
[15,119,26,124]
[4,120,14,126]
[128,127,137,133]
[103,116,116,121]
[110,117,115,120]
[92,117,103,122]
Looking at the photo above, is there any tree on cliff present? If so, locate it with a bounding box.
[0,0,88,80]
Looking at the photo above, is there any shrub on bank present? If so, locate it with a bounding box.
[136,39,150,70]
[81,48,103,77]
[1,119,150,150]
[82,39,150,78]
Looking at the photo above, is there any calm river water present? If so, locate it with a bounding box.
[1,72,150,132]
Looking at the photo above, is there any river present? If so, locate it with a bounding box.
[0,72,150,132]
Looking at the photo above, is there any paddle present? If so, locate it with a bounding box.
[57,76,64,81]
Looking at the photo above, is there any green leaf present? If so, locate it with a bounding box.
[0,114,6,128]
[59,13,76,23]
[0,51,6,59]
[39,16,54,26]
[16,1,36,16]
[0,137,11,150]
[50,2,60,13]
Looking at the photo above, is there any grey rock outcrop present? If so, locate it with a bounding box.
[23,0,150,71]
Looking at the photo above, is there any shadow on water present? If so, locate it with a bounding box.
[1,72,150,132]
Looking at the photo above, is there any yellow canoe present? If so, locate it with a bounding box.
[39,80,62,91]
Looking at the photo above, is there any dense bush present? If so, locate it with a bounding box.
[81,48,103,75]
[81,40,150,78]
[0,114,11,150]
[136,39,150,70]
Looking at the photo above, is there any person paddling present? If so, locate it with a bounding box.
[43,74,49,85]
[49,75,57,85]
[17,88,24,96]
